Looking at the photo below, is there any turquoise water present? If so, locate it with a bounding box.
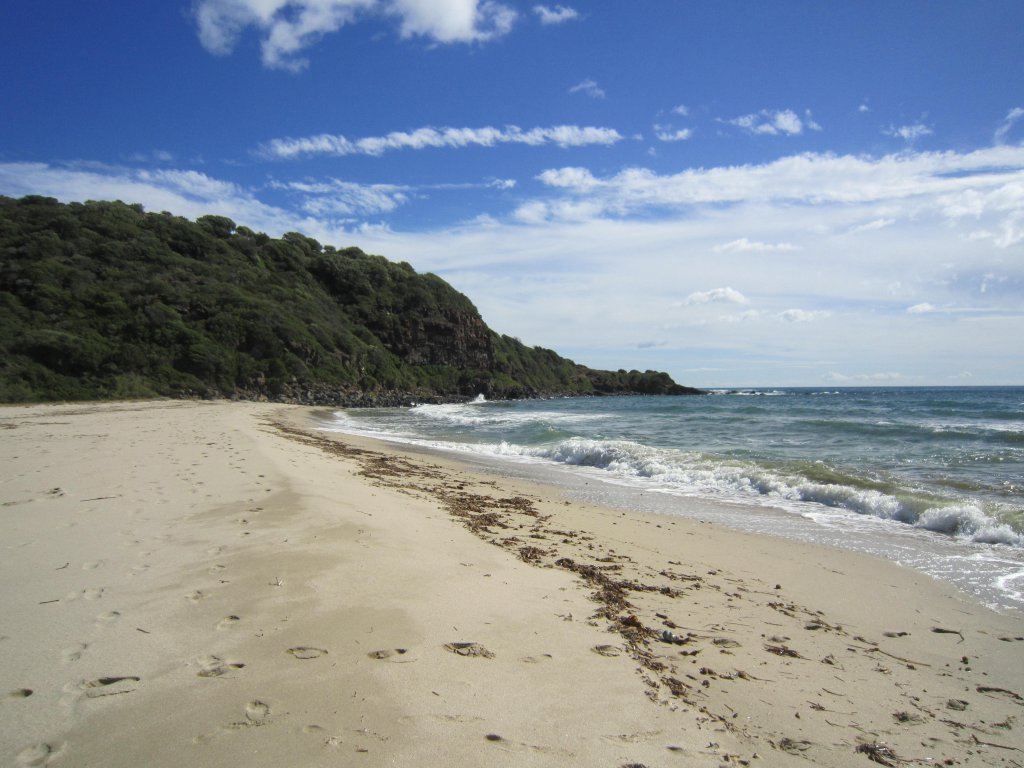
[322,387,1024,612]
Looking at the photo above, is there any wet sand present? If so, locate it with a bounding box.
[2,400,1022,767]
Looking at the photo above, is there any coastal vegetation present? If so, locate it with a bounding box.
[0,195,701,404]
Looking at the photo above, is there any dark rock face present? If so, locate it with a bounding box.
[394,308,495,369]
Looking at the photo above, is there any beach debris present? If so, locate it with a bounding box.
[9,688,33,698]
[287,646,327,660]
[892,710,923,724]
[970,734,1023,752]
[775,737,813,754]
[484,734,503,742]
[931,626,965,643]
[883,631,909,638]
[661,629,694,645]
[855,742,899,766]
[444,642,494,658]
[976,685,1024,704]
[946,699,969,711]
[592,644,622,657]
[517,545,547,563]
[764,644,804,659]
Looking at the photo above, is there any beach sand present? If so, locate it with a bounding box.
[2,400,1022,767]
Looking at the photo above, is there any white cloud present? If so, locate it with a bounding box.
[727,109,805,136]
[847,217,895,234]
[827,371,907,382]
[907,302,936,314]
[529,146,1024,219]
[671,105,689,117]
[533,4,578,24]
[569,78,605,99]
[655,128,693,142]
[884,123,933,141]
[714,238,797,253]
[194,0,516,71]
[392,0,516,42]
[779,308,829,322]
[262,124,623,158]
[271,178,409,216]
[858,103,870,113]
[536,166,599,189]
[684,287,749,305]
[995,107,1024,145]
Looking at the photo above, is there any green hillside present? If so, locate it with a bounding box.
[0,195,701,404]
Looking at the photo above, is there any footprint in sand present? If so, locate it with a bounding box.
[245,700,271,724]
[208,564,226,576]
[444,642,495,658]
[196,655,246,678]
[61,643,88,663]
[95,611,121,624]
[64,587,104,602]
[367,648,408,660]
[592,644,622,657]
[216,615,241,630]
[185,590,207,602]
[287,646,328,660]
[16,742,62,767]
[75,676,141,698]
[519,654,554,664]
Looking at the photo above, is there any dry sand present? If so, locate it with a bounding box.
[1,400,1022,767]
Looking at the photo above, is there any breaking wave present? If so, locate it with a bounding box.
[482,437,1023,547]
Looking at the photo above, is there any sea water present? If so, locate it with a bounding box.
[319,387,1024,614]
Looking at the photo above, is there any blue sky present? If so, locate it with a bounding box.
[2,1,1023,387]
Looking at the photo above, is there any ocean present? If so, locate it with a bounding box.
[318,386,1024,614]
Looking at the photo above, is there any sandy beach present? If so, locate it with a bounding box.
[2,400,1022,768]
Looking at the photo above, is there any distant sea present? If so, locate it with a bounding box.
[319,387,1024,613]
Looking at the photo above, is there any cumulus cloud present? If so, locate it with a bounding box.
[569,78,605,99]
[194,0,516,70]
[533,4,578,24]
[684,287,749,305]
[995,107,1024,145]
[884,123,933,141]
[262,124,623,158]
[726,109,806,136]
[714,238,797,253]
[671,105,689,117]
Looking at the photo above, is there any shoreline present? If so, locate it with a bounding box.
[2,400,1022,767]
